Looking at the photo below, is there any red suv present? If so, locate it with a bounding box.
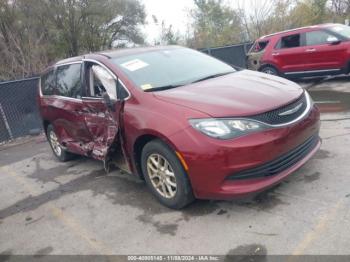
[247,23,350,78]
[38,46,321,209]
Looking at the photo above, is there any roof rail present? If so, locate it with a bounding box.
[260,24,334,39]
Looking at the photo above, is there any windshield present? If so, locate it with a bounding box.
[111,48,235,91]
[328,24,350,39]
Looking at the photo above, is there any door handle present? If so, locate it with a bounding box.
[272,52,280,56]
[305,48,316,52]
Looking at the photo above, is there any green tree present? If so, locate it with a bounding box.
[189,0,245,48]
[43,0,146,56]
[151,16,182,45]
[236,0,344,40]
[160,22,181,45]
[0,0,146,80]
[0,0,53,79]
[310,0,329,23]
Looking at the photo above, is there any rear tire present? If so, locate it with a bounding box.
[260,66,279,76]
[141,139,194,209]
[47,125,74,162]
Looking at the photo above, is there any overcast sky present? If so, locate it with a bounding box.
[141,0,264,43]
[142,0,195,43]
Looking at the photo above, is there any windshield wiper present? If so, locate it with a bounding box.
[143,71,234,92]
[143,84,184,92]
[191,72,234,84]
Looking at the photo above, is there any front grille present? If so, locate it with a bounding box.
[250,93,307,125]
[227,135,319,180]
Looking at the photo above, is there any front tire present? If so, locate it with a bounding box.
[141,139,194,209]
[47,125,74,162]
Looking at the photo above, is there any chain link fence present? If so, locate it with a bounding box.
[0,77,42,143]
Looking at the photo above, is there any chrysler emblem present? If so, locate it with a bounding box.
[278,103,303,116]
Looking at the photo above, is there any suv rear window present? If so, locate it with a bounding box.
[278,34,301,49]
[56,63,82,98]
[41,70,55,96]
[251,40,269,53]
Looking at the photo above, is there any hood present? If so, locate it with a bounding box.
[154,70,303,117]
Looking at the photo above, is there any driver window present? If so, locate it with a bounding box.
[89,64,117,99]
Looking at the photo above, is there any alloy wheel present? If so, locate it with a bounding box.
[146,153,177,199]
[49,130,62,156]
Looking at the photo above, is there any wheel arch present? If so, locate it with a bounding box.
[258,63,279,72]
[132,131,179,180]
[43,120,51,136]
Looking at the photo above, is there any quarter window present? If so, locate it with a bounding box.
[56,63,82,98]
[251,40,269,53]
[278,34,301,49]
[41,70,55,95]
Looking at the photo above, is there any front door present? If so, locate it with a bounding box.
[302,30,346,72]
[81,62,122,161]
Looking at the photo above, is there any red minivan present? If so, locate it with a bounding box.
[38,46,321,209]
[247,23,350,78]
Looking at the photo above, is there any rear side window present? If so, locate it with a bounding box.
[41,70,55,95]
[56,63,82,98]
[278,34,301,49]
[251,40,269,53]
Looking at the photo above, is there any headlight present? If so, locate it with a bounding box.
[189,118,269,139]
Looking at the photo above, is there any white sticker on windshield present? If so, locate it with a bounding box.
[141,84,153,90]
[121,59,149,72]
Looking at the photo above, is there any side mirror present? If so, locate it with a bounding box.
[330,40,341,45]
[102,92,117,112]
[327,36,341,45]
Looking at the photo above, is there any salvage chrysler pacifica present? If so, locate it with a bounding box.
[38,46,321,209]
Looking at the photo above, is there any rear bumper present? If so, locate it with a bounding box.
[169,106,321,200]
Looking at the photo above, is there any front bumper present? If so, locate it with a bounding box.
[169,106,321,200]
[218,136,321,199]
[226,134,319,180]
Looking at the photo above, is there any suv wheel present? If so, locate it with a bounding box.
[141,139,194,209]
[47,125,74,162]
[261,66,278,76]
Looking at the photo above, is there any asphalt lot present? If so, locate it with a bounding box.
[0,76,350,256]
